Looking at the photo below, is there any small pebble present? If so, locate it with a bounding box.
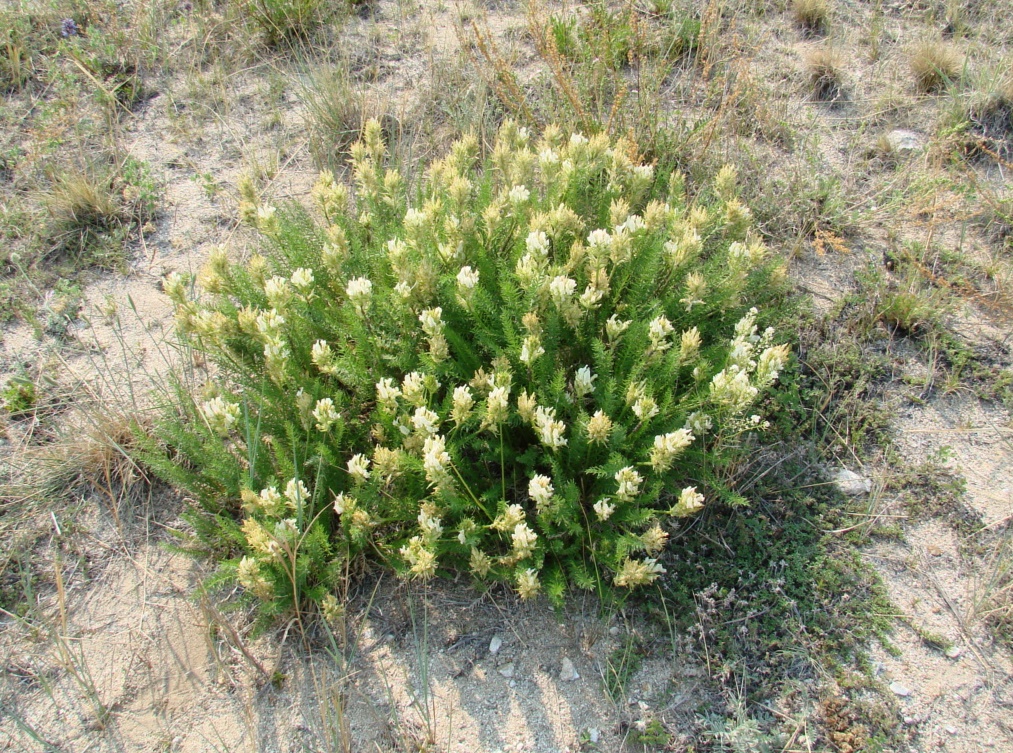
[588,728,600,744]
[559,657,579,682]
[490,635,503,654]
[608,626,620,636]
[499,662,515,678]
[945,645,963,659]
[890,681,912,697]
[945,725,958,735]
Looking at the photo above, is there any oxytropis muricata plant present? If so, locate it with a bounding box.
[157,120,790,611]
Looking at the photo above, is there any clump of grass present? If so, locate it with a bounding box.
[792,0,830,35]
[806,46,846,103]
[42,155,159,264]
[245,0,333,46]
[910,40,963,93]
[966,74,1013,160]
[300,65,376,170]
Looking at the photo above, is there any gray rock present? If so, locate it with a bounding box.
[833,468,872,496]
[498,662,515,678]
[890,681,912,697]
[945,645,963,659]
[886,129,925,153]
[559,657,579,682]
[489,634,503,655]
[588,728,600,744]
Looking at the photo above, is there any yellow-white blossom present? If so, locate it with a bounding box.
[312,340,337,374]
[313,398,340,432]
[457,265,479,290]
[482,385,510,430]
[290,267,314,293]
[257,205,279,236]
[606,314,631,341]
[615,466,643,503]
[533,405,567,449]
[680,272,707,311]
[345,277,372,312]
[376,377,401,411]
[418,505,443,542]
[512,522,538,558]
[508,184,530,206]
[709,365,758,413]
[642,524,668,555]
[333,492,352,515]
[649,429,694,473]
[517,390,538,423]
[163,272,188,306]
[264,275,291,310]
[548,274,576,304]
[516,568,541,599]
[632,396,659,422]
[755,344,790,387]
[685,412,713,435]
[347,454,371,484]
[285,478,310,509]
[593,497,616,521]
[647,316,674,353]
[400,536,437,580]
[321,593,345,626]
[671,486,705,517]
[411,406,440,436]
[451,385,475,424]
[237,556,273,600]
[202,396,240,436]
[586,410,614,444]
[614,558,665,588]
[680,327,702,362]
[470,547,493,577]
[574,366,596,398]
[515,253,544,290]
[401,372,425,406]
[520,335,544,365]
[526,230,550,258]
[256,308,285,340]
[528,474,554,511]
[491,503,526,532]
[373,446,403,482]
[422,434,453,489]
[579,285,605,310]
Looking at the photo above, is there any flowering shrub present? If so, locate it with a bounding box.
[155,120,790,610]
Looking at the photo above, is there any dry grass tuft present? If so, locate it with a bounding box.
[36,412,155,529]
[301,65,384,169]
[910,40,963,93]
[806,47,846,102]
[792,0,830,35]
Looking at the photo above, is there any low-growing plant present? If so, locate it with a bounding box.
[146,121,791,616]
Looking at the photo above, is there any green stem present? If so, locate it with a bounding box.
[450,462,493,521]
[499,428,506,504]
